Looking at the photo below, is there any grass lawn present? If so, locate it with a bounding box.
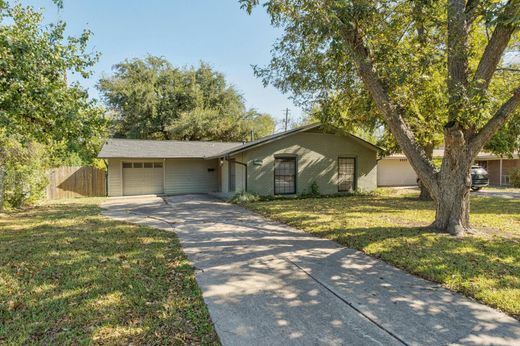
[245,191,520,319]
[0,198,219,345]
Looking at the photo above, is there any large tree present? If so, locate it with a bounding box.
[241,0,520,235]
[98,56,276,142]
[0,1,107,208]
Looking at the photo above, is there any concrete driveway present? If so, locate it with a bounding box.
[102,194,520,346]
[472,189,520,199]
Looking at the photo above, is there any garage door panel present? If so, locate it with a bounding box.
[377,159,417,186]
[123,164,164,196]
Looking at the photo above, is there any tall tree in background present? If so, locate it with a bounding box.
[98,56,276,142]
[242,0,520,235]
[0,1,107,208]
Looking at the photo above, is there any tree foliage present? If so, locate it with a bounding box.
[0,1,107,207]
[98,56,276,142]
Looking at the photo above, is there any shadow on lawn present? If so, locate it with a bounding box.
[0,204,218,345]
[297,223,520,318]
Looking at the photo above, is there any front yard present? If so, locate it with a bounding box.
[246,190,520,319]
[0,199,219,345]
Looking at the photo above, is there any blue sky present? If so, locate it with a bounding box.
[22,0,304,128]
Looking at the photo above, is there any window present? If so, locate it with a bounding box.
[338,158,356,192]
[229,159,236,192]
[274,157,296,194]
[123,162,163,168]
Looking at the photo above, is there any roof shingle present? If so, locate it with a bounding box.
[98,138,243,159]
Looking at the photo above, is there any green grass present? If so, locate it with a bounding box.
[245,193,520,319]
[0,198,219,345]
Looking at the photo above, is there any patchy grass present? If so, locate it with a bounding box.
[245,193,520,319]
[0,198,219,345]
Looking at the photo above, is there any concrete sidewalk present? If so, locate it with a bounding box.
[102,194,520,346]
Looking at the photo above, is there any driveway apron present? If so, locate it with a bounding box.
[102,194,520,346]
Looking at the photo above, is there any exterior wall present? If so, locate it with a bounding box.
[502,159,520,185]
[485,160,501,186]
[482,159,520,186]
[164,158,219,195]
[377,159,418,186]
[219,153,246,195]
[220,160,229,193]
[107,158,219,196]
[107,159,122,197]
[237,132,377,195]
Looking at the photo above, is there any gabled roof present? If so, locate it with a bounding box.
[205,123,381,159]
[97,138,241,159]
[97,123,381,159]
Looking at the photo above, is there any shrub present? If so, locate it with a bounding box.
[1,140,48,209]
[229,191,261,204]
[510,168,520,188]
[309,181,320,196]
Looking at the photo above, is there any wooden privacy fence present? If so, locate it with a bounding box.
[47,166,106,200]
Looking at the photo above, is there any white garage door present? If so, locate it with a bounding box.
[123,161,164,196]
[377,159,418,186]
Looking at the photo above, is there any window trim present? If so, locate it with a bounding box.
[337,157,357,192]
[274,156,297,195]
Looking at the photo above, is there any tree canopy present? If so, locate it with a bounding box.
[241,0,520,235]
[98,56,275,142]
[0,1,107,208]
[0,1,107,163]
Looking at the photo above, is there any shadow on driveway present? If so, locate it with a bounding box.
[102,194,520,346]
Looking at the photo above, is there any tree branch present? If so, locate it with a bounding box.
[324,7,438,194]
[465,0,481,28]
[473,0,519,90]
[469,86,520,156]
[448,0,470,119]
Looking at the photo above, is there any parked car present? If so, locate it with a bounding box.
[471,165,489,191]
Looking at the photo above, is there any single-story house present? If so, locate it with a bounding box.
[377,149,520,187]
[98,123,380,197]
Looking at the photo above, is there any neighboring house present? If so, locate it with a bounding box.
[98,123,380,197]
[378,150,520,187]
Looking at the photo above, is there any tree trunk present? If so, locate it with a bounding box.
[431,172,471,236]
[430,124,473,235]
[418,144,434,200]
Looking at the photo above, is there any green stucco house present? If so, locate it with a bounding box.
[98,123,380,197]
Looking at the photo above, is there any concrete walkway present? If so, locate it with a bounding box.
[102,195,520,346]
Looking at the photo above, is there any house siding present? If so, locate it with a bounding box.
[107,159,122,197]
[107,158,220,196]
[164,158,219,195]
[237,132,377,195]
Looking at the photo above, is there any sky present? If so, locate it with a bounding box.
[22,0,304,129]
